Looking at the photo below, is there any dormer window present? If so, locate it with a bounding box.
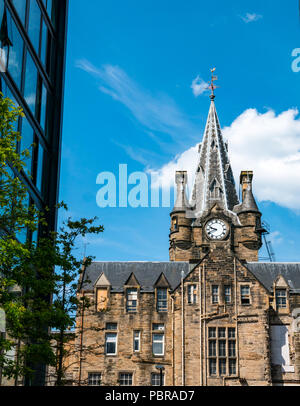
[96,287,109,312]
[126,288,138,313]
[275,289,287,309]
[157,288,168,312]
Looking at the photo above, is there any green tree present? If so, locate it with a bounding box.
[0,94,104,385]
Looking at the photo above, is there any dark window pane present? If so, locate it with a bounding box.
[229,359,236,375]
[218,340,226,357]
[88,373,101,386]
[151,373,164,386]
[157,288,167,312]
[228,340,236,357]
[241,285,250,304]
[133,331,140,352]
[209,340,216,357]
[106,323,117,330]
[275,289,287,309]
[152,334,164,355]
[28,0,41,53]
[209,359,216,375]
[127,288,137,312]
[218,328,226,338]
[228,328,235,338]
[105,333,117,354]
[212,285,219,303]
[219,359,226,375]
[24,50,38,114]
[208,327,216,338]
[225,285,231,303]
[119,373,132,386]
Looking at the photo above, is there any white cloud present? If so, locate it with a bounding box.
[241,13,263,23]
[191,75,210,97]
[149,145,198,192]
[269,231,283,245]
[150,108,300,212]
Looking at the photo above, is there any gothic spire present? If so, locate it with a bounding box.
[190,72,239,219]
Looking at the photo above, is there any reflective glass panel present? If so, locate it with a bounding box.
[40,83,47,130]
[36,141,44,191]
[40,18,48,66]
[24,50,37,114]
[20,116,34,176]
[6,10,24,89]
[28,0,41,53]
[11,0,27,25]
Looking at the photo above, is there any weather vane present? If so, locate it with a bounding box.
[209,67,219,99]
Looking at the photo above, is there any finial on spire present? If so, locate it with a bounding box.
[209,67,219,100]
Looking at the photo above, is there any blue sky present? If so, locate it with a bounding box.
[58,0,300,262]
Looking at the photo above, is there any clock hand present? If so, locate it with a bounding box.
[208,226,217,233]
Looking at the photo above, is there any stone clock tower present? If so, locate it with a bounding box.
[169,84,263,263]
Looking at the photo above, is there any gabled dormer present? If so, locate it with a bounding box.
[94,272,111,312]
[154,273,170,313]
[273,275,289,313]
[124,273,141,313]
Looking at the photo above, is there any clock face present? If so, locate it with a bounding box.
[205,219,228,240]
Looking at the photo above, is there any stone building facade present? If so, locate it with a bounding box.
[68,93,300,387]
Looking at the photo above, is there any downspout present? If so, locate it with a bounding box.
[234,257,240,377]
[171,295,175,386]
[78,290,85,386]
[181,275,184,386]
[199,265,203,386]
[203,263,207,386]
[78,259,87,386]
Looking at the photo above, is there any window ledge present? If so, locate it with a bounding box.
[282,365,295,373]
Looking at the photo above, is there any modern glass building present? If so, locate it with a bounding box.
[0,0,68,242]
[0,0,68,385]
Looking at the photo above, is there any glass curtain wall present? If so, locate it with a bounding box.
[0,0,68,242]
[0,0,68,386]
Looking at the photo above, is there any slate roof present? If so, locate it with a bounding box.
[81,261,300,295]
[246,262,300,293]
[81,261,192,292]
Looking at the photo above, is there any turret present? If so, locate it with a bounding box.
[233,171,262,261]
[169,171,193,261]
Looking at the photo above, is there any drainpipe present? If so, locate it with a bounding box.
[171,295,175,386]
[234,257,240,377]
[199,265,203,386]
[181,273,184,386]
[78,291,85,386]
[203,264,207,385]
